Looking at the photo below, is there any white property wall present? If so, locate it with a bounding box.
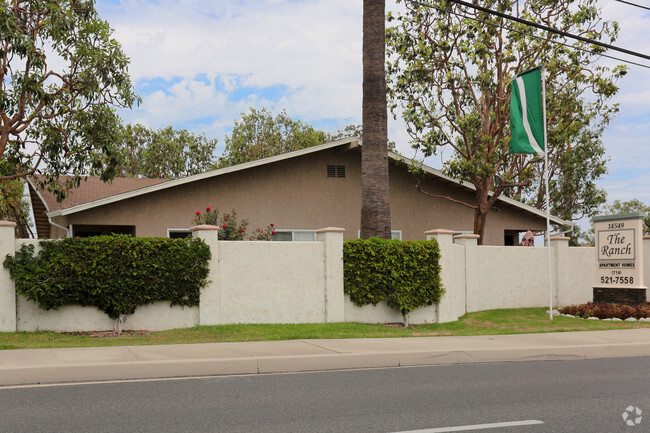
[1,223,648,332]
[3,225,347,332]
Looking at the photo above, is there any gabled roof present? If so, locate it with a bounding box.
[33,137,569,227]
[30,176,169,213]
[387,152,569,226]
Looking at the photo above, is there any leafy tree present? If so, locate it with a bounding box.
[386,0,625,243]
[219,108,327,167]
[571,199,650,246]
[0,181,32,238]
[360,0,391,239]
[114,124,218,178]
[0,160,31,237]
[600,199,650,235]
[1,0,139,199]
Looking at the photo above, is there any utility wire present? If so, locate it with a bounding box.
[402,0,650,69]
[613,0,650,12]
[403,0,650,63]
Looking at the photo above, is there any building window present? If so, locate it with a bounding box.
[168,229,192,239]
[274,230,316,242]
[71,225,135,237]
[327,164,346,178]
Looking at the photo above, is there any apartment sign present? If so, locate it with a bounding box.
[594,214,644,288]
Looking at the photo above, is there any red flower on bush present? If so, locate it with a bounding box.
[270,223,274,227]
[195,211,200,216]
[272,231,276,235]
[222,224,227,228]
[206,207,211,212]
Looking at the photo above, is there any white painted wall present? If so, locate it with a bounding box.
[16,298,198,332]
[556,245,595,307]
[343,294,439,325]
[471,246,552,312]
[0,225,645,333]
[5,227,347,331]
[217,241,326,324]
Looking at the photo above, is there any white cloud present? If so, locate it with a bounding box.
[101,0,362,124]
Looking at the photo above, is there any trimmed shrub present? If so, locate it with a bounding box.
[559,302,650,320]
[343,237,444,326]
[4,235,211,332]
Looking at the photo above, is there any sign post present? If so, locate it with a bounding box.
[593,213,646,305]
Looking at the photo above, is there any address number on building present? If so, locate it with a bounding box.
[600,276,634,285]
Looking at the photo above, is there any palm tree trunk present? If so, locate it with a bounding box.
[361,0,391,239]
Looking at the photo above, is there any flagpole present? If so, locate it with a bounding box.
[541,65,553,320]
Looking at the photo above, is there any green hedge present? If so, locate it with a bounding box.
[343,237,444,323]
[3,235,211,320]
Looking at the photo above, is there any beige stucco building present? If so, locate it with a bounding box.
[29,138,566,245]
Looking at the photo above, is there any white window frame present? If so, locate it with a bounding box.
[273,229,317,242]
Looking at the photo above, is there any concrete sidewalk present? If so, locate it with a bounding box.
[1,328,650,386]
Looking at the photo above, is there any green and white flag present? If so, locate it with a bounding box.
[509,67,545,156]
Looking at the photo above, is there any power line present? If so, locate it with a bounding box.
[613,0,650,12]
[402,0,650,69]
[403,0,650,64]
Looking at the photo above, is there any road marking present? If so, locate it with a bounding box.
[391,419,544,433]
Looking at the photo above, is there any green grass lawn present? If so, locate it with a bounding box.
[1,307,649,350]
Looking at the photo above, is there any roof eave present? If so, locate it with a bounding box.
[46,137,361,218]
[388,150,570,227]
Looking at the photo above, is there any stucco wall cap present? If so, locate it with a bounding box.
[550,236,571,241]
[0,221,17,228]
[644,235,650,240]
[454,233,481,240]
[425,229,455,235]
[189,225,220,232]
[315,227,345,233]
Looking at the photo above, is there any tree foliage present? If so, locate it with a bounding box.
[1,0,139,199]
[114,124,218,178]
[599,199,650,236]
[344,237,443,327]
[0,180,31,237]
[569,199,650,245]
[218,107,360,168]
[386,0,625,243]
[0,160,31,237]
[4,235,210,335]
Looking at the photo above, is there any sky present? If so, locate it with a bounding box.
[94,0,650,208]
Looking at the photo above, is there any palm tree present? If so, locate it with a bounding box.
[360,0,391,239]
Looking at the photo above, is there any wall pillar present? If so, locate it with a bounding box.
[454,234,480,313]
[0,221,17,332]
[641,235,650,292]
[316,227,345,323]
[550,236,570,307]
[425,229,464,323]
[191,225,220,326]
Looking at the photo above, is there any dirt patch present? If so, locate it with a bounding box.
[62,330,153,338]
[412,331,454,336]
[383,323,407,328]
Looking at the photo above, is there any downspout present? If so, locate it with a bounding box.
[48,215,71,238]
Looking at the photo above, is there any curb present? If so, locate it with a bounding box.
[3,342,650,387]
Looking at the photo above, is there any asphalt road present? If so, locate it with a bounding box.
[2,356,650,433]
